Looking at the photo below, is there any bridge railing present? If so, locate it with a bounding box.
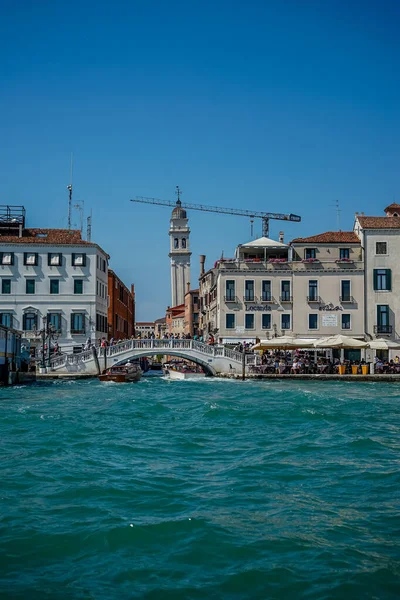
[50,338,247,369]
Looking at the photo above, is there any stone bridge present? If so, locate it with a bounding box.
[49,339,255,376]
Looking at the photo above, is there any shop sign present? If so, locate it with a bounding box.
[322,314,338,327]
[247,305,272,311]
[319,303,343,312]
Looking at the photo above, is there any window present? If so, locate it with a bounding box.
[48,313,61,332]
[309,314,318,329]
[281,314,291,329]
[262,280,271,301]
[225,280,235,301]
[74,279,83,294]
[23,312,37,331]
[226,314,235,329]
[0,252,14,265]
[262,314,271,329]
[48,253,62,266]
[182,238,186,248]
[281,281,291,301]
[377,305,390,333]
[305,248,316,259]
[72,253,86,266]
[2,279,11,294]
[102,258,106,272]
[174,238,179,249]
[376,242,387,255]
[341,314,351,329]
[340,248,350,259]
[24,252,38,266]
[373,269,391,291]
[0,313,12,327]
[244,280,254,301]
[50,279,59,294]
[71,313,85,334]
[97,256,100,269]
[26,279,35,294]
[308,280,318,300]
[340,280,351,301]
[245,314,254,329]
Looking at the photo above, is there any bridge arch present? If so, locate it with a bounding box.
[112,350,217,376]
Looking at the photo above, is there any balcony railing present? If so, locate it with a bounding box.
[307,295,321,303]
[261,294,274,303]
[374,325,393,335]
[224,295,238,303]
[280,295,293,303]
[340,296,355,303]
[243,295,256,302]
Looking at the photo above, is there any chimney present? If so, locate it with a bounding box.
[186,282,190,293]
[279,231,284,243]
[200,254,206,276]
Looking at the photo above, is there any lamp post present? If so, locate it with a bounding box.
[35,316,59,372]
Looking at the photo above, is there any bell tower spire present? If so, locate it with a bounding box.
[169,187,191,306]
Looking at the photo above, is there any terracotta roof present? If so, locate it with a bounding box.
[357,216,400,229]
[384,203,400,212]
[0,228,92,244]
[291,231,360,244]
[175,312,185,318]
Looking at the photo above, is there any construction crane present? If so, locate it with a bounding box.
[130,189,301,238]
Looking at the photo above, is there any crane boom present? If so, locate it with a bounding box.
[130,196,301,237]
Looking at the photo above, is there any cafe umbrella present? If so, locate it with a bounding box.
[252,336,317,350]
[367,339,400,350]
[313,335,368,349]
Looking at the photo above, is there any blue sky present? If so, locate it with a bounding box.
[1,1,399,319]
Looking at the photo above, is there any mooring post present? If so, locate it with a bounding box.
[91,346,101,375]
[242,350,246,381]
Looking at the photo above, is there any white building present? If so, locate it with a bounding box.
[169,199,191,306]
[135,321,155,337]
[0,207,109,352]
[355,203,400,343]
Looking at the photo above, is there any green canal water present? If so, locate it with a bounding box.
[0,376,400,599]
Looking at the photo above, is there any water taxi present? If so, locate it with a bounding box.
[99,363,142,383]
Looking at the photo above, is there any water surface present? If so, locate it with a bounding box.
[1,377,400,599]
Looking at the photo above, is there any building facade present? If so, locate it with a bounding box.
[107,271,135,340]
[169,199,191,306]
[355,203,400,342]
[184,288,200,337]
[165,304,185,336]
[199,232,365,343]
[135,321,155,338]
[0,208,109,352]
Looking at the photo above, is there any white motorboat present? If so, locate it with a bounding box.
[165,365,205,380]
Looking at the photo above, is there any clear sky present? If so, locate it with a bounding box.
[1,1,399,320]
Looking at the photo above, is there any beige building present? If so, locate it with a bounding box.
[355,203,400,343]
[199,231,365,343]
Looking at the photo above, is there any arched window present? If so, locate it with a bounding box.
[174,238,179,249]
[182,238,186,248]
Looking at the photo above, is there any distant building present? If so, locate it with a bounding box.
[166,304,185,337]
[184,287,200,337]
[169,198,191,306]
[107,271,135,340]
[154,317,167,338]
[135,321,155,337]
[0,206,109,353]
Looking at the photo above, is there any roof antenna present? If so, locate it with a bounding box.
[87,209,92,242]
[67,152,73,230]
[330,199,341,231]
[250,218,254,238]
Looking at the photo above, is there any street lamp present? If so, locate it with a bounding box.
[34,316,59,371]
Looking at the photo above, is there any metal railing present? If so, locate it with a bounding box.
[374,325,392,334]
[224,295,238,302]
[340,296,355,303]
[307,295,321,302]
[243,295,256,302]
[280,295,293,302]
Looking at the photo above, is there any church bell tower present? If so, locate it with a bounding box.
[169,187,191,306]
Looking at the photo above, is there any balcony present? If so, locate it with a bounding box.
[243,295,257,303]
[340,296,355,303]
[374,325,393,335]
[260,294,274,303]
[224,295,238,303]
[280,295,293,303]
[307,295,321,303]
